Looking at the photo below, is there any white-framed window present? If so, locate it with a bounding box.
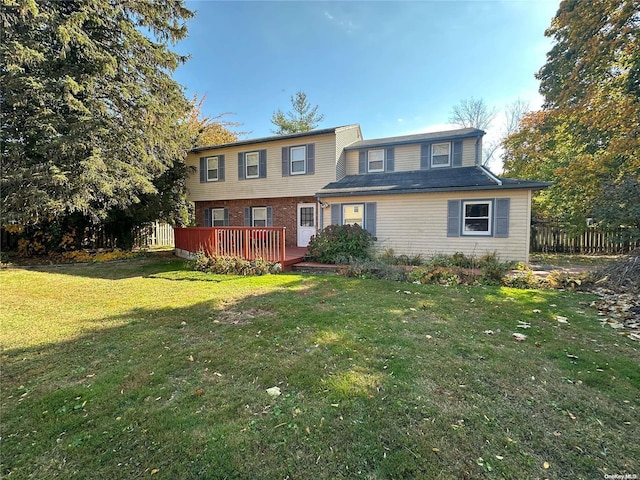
[206,156,219,181]
[463,201,492,235]
[246,152,259,178]
[343,204,364,226]
[252,207,267,227]
[290,146,306,175]
[212,208,226,226]
[431,142,451,168]
[368,149,384,172]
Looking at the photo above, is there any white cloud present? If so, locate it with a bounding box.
[323,9,359,34]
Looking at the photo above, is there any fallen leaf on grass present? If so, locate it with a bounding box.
[194,388,205,396]
[151,468,159,474]
[543,461,550,469]
[266,387,281,397]
[567,411,577,421]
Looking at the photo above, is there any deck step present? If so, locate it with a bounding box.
[291,262,340,274]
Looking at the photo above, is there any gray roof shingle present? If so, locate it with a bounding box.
[343,128,484,150]
[317,166,551,197]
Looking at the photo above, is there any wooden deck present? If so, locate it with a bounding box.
[282,246,308,270]
[174,227,309,270]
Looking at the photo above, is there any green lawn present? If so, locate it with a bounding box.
[1,257,638,479]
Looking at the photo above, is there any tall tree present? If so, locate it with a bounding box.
[449,97,496,131]
[503,0,640,239]
[271,91,325,134]
[449,97,528,167]
[1,0,194,226]
[184,93,245,148]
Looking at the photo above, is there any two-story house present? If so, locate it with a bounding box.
[185,125,549,262]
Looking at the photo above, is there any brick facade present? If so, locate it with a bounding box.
[194,196,317,247]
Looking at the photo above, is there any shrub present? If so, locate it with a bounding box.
[190,251,281,276]
[306,224,376,264]
[338,259,409,282]
[377,248,424,266]
[502,270,546,289]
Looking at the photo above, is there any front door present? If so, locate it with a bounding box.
[297,203,317,247]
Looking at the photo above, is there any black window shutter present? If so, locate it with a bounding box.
[223,208,229,226]
[452,141,463,167]
[200,157,207,182]
[358,151,366,174]
[238,153,245,180]
[259,149,267,178]
[281,147,289,176]
[385,148,394,172]
[420,144,431,170]
[331,204,342,225]
[218,155,225,181]
[447,200,461,237]
[204,208,212,227]
[244,207,251,226]
[365,203,377,236]
[306,143,315,174]
[266,206,273,226]
[494,198,510,237]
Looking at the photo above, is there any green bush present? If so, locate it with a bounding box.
[190,251,281,275]
[306,224,376,264]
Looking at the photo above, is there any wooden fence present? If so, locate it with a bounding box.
[531,224,640,254]
[132,222,174,249]
[174,227,286,263]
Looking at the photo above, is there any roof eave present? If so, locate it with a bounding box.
[344,129,485,151]
[317,182,552,198]
[189,125,357,154]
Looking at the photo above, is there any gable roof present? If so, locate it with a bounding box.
[189,124,361,154]
[344,128,484,151]
[317,166,551,197]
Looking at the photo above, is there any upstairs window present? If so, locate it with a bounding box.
[367,149,385,172]
[463,201,492,235]
[246,152,259,178]
[431,143,451,168]
[207,157,219,181]
[290,146,306,175]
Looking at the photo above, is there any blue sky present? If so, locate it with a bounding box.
[174,0,559,167]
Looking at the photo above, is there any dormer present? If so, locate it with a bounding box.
[343,128,484,175]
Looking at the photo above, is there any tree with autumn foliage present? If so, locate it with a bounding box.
[502,0,640,240]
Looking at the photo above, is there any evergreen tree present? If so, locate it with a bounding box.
[1,0,194,226]
[271,91,325,134]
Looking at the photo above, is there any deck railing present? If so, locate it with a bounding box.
[174,227,286,263]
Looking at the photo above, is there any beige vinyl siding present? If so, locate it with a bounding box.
[461,137,478,166]
[321,189,532,262]
[335,125,362,180]
[345,136,480,174]
[186,133,338,202]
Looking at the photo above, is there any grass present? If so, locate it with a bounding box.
[1,257,639,479]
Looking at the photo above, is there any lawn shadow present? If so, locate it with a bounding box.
[7,253,189,280]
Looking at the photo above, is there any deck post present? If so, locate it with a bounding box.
[281,228,286,264]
